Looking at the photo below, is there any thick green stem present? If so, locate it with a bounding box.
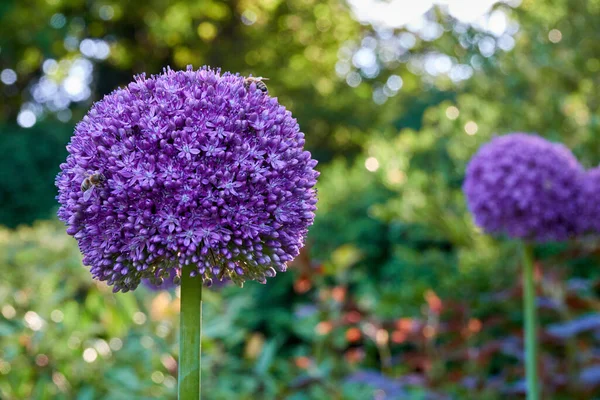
[522,243,539,400]
[178,270,202,400]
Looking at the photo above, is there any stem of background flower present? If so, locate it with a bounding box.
[522,243,539,400]
[178,270,203,400]
[377,342,392,375]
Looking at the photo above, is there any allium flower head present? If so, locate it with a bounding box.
[463,133,583,241]
[56,66,319,292]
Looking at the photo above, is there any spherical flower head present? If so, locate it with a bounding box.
[463,133,583,242]
[56,66,319,292]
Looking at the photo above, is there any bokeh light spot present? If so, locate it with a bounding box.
[1,69,17,85]
[83,348,98,363]
[50,309,64,323]
[549,29,562,43]
[197,22,218,41]
[109,338,123,351]
[151,371,165,384]
[365,157,380,172]
[50,13,66,29]
[1,305,16,319]
[35,354,49,367]
[241,10,257,25]
[465,121,478,135]
[133,311,147,325]
[99,5,115,21]
[446,106,460,120]
[24,311,43,330]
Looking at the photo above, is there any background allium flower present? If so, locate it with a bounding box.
[463,133,583,241]
[56,66,319,292]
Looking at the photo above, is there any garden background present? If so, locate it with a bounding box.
[1,0,600,398]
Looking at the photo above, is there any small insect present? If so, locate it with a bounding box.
[244,76,269,94]
[81,172,106,201]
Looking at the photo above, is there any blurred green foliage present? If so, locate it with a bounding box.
[0,223,177,399]
[2,0,600,398]
[0,123,71,227]
[0,221,449,399]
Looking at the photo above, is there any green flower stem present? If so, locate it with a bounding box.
[522,243,539,400]
[178,270,203,400]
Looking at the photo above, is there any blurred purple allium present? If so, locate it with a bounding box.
[463,133,583,242]
[56,66,319,292]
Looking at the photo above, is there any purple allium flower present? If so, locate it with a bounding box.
[463,133,583,241]
[56,66,319,292]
